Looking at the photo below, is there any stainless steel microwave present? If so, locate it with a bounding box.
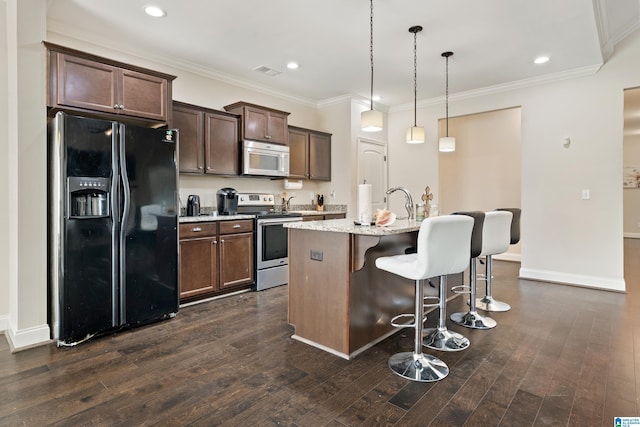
[242,140,289,177]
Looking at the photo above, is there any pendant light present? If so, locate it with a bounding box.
[361,0,383,132]
[439,51,456,152]
[406,25,424,144]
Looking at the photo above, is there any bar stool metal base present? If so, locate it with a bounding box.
[423,327,470,351]
[450,310,497,329]
[475,296,511,312]
[388,351,449,382]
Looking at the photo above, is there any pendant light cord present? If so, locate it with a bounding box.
[442,51,453,137]
[369,0,374,111]
[445,55,449,136]
[413,29,417,126]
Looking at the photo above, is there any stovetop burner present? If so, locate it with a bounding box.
[237,192,301,218]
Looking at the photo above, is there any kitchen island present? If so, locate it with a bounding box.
[285,218,457,359]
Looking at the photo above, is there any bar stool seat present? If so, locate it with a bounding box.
[375,215,473,382]
[476,210,513,312]
[449,211,497,329]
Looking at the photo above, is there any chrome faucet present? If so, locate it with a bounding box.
[283,195,295,212]
[386,187,414,220]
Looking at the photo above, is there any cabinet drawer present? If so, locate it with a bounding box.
[179,222,217,238]
[219,219,253,234]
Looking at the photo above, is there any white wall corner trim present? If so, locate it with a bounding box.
[6,323,51,351]
[519,268,626,292]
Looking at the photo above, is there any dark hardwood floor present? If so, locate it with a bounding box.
[2,240,640,426]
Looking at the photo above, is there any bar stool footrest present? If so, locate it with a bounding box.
[390,313,422,329]
[451,284,471,295]
[422,295,440,310]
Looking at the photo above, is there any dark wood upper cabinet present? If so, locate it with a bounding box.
[173,101,239,175]
[173,103,204,173]
[288,127,310,179]
[309,131,331,181]
[288,126,332,181]
[224,101,290,145]
[45,42,174,124]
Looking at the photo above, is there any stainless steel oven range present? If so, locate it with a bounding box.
[237,193,302,291]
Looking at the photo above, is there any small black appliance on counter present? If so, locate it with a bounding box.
[217,188,238,215]
[186,194,200,216]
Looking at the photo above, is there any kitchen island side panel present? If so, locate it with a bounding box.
[288,229,350,354]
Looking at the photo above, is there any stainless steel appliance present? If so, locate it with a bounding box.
[242,140,289,177]
[217,187,238,215]
[49,112,179,346]
[186,194,200,216]
[237,193,302,290]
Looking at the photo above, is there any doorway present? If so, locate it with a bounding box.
[357,138,388,213]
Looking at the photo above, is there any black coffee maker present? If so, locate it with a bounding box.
[216,188,238,215]
[186,194,200,216]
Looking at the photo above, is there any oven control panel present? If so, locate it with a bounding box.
[237,193,275,207]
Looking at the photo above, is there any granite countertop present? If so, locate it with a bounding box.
[179,214,254,223]
[284,218,420,236]
[289,210,347,216]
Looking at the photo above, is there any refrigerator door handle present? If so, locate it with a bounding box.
[111,122,120,327]
[118,123,131,325]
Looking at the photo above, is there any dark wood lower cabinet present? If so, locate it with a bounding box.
[179,220,254,302]
[179,237,217,299]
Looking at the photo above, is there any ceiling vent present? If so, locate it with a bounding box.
[253,65,282,77]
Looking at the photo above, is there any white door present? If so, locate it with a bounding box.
[357,138,388,212]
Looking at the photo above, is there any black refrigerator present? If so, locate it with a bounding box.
[49,112,179,346]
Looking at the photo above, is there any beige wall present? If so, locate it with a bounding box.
[438,108,522,260]
[0,0,9,330]
[623,89,640,237]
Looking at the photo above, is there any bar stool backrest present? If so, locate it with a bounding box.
[480,211,512,257]
[453,211,485,258]
[415,215,474,279]
[496,208,521,244]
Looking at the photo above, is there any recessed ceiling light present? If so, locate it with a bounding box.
[287,62,299,70]
[534,55,550,64]
[144,5,166,18]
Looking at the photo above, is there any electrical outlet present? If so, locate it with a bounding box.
[581,189,590,200]
[310,250,323,261]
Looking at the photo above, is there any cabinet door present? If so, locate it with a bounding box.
[309,133,331,181]
[244,106,269,141]
[56,53,119,115]
[179,237,218,299]
[267,112,289,145]
[205,113,239,175]
[219,233,254,290]
[119,69,168,121]
[288,128,309,179]
[174,105,205,173]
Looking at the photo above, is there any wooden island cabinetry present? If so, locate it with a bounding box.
[45,42,174,124]
[288,126,332,181]
[224,102,290,145]
[173,101,239,175]
[179,219,254,302]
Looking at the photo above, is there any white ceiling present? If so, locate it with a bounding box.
[46,0,640,109]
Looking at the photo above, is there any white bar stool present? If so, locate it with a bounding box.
[375,215,473,382]
[476,210,513,312]
[449,211,497,329]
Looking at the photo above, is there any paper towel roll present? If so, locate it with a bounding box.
[358,184,372,220]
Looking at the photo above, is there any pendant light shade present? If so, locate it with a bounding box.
[439,51,456,152]
[406,25,424,144]
[362,109,384,132]
[361,0,383,132]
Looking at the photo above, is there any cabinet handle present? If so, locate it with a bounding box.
[220,239,225,244]
[191,227,202,232]
[119,104,124,110]
[232,224,241,229]
[213,239,217,245]
[113,104,119,109]
[198,166,204,170]
[265,135,271,139]
[206,167,211,170]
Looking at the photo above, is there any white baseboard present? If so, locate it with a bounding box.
[624,233,640,239]
[6,323,51,352]
[519,268,626,292]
